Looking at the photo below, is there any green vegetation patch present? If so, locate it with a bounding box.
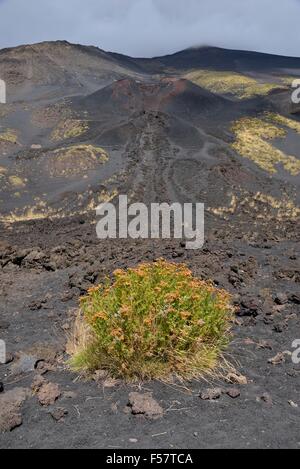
[51,119,89,141]
[231,114,300,175]
[185,70,286,99]
[8,175,26,188]
[69,259,234,381]
[49,144,109,177]
[0,128,18,144]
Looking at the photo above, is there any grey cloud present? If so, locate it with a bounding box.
[0,0,299,57]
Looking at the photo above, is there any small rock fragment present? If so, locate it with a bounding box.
[260,393,273,406]
[35,361,56,375]
[37,382,61,406]
[63,391,77,400]
[200,388,223,400]
[273,321,288,333]
[274,293,288,305]
[226,372,248,385]
[268,351,291,365]
[257,340,273,350]
[238,300,259,317]
[288,400,298,408]
[289,294,300,305]
[31,375,46,393]
[127,392,163,419]
[226,388,241,399]
[49,407,68,422]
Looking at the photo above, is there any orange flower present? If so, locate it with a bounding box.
[93,311,108,321]
[120,305,131,316]
[114,269,124,277]
[111,328,124,341]
[180,311,191,320]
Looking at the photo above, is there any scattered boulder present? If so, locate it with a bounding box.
[37,382,61,406]
[0,387,30,433]
[127,392,163,419]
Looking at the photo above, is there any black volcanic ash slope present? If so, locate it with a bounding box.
[0,41,299,232]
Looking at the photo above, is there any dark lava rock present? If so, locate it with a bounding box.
[49,407,68,422]
[274,293,288,305]
[273,321,288,333]
[238,299,259,317]
[289,294,300,305]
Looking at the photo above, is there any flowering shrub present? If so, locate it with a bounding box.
[70,259,234,380]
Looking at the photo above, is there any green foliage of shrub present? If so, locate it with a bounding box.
[70,259,234,381]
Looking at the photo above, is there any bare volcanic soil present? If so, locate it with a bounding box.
[0,41,300,449]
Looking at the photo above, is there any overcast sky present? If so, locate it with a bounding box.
[0,0,299,57]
